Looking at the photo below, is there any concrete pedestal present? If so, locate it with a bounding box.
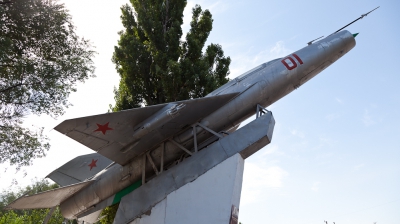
[129,153,244,224]
[114,112,274,224]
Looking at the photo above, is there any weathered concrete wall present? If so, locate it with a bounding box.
[129,153,244,224]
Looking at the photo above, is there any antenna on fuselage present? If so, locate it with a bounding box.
[330,6,380,35]
[307,36,324,45]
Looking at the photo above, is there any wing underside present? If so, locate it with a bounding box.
[6,181,93,210]
[54,93,237,165]
[47,153,113,187]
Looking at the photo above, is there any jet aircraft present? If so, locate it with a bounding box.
[6,7,378,224]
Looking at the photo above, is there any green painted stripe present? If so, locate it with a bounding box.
[112,180,142,205]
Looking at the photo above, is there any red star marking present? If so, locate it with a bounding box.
[94,122,113,135]
[88,159,98,171]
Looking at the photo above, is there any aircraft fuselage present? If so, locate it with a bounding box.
[60,30,356,219]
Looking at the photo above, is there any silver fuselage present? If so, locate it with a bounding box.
[61,30,356,219]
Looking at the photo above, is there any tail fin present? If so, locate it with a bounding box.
[6,181,93,210]
[46,153,113,186]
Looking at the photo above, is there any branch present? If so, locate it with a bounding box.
[0,1,12,5]
[2,100,35,105]
[0,64,18,68]
[0,82,23,93]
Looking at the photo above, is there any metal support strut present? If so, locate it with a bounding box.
[167,122,225,158]
[169,139,193,156]
[146,152,159,175]
[142,154,146,184]
[193,126,198,153]
[160,142,164,174]
[195,122,223,138]
[142,142,166,185]
[191,122,225,154]
[141,123,226,183]
[256,104,269,119]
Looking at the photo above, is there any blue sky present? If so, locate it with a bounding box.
[1,0,399,223]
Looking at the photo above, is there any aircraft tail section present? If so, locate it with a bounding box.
[6,181,94,210]
[47,153,113,186]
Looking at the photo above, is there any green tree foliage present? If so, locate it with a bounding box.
[0,179,65,224]
[111,0,231,111]
[0,0,95,169]
[99,203,118,224]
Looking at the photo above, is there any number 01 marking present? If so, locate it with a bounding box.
[281,53,303,70]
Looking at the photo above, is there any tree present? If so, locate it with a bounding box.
[111,0,231,111]
[0,0,95,169]
[99,203,118,224]
[103,0,231,221]
[0,179,65,224]
[100,0,231,220]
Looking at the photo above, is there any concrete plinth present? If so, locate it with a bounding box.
[130,153,244,224]
[114,112,274,224]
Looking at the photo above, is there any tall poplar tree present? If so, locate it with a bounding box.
[111,0,230,111]
[103,1,230,221]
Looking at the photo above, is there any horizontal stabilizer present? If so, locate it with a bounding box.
[6,181,93,210]
[47,153,112,186]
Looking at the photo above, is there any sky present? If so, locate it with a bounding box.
[1,0,400,223]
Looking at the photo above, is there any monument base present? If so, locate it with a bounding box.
[114,112,274,224]
[129,153,244,224]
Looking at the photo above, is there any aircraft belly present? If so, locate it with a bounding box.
[60,165,121,219]
[227,80,268,125]
[61,187,100,219]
